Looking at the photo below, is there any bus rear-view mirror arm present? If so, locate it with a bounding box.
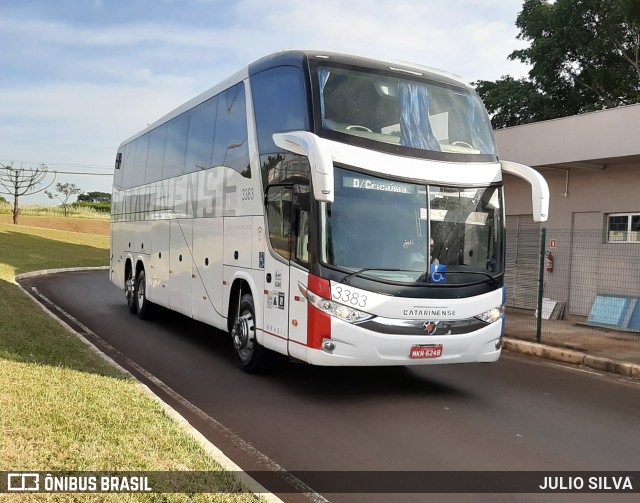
[500,160,550,222]
[273,132,335,203]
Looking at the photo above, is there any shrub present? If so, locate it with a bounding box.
[73,201,111,213]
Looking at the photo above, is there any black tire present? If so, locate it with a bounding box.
[231,294,276,373]
[135,269,155,320]
[126,267,137,314]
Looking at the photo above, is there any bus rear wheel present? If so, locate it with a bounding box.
[126,267,137,314]
[231,294,272,373]
[135,269,155,320]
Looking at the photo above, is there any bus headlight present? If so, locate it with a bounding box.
[475,306,504,324]
[299,283,373,323]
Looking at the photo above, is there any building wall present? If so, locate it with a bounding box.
[504,162,640,230]
[503,162,640,317]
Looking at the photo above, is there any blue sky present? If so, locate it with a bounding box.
[0,0,530,204]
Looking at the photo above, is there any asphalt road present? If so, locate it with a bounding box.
[19,270,640,502]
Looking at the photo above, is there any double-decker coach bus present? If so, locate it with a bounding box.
[111,51,549,372]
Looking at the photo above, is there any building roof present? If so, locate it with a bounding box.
[494,104,640,170]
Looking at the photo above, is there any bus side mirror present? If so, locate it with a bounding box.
[273,132,334,203]
[115,152,122,170]
[500,160,550,222]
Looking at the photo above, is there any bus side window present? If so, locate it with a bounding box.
[295,209,309,265]
[146,123,168,184]
[251,65,309,154]
[113,149,124,189]
[122,140,137,189]
[293,186,310,266]
[132,133,149,188]
[212,83,250,177]
[163,111,190,180]
[266,186,293,260]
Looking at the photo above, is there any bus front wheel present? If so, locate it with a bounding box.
[231,294,271,373]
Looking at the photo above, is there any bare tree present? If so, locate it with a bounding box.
[0,162,56,224]
[45,182,83,217]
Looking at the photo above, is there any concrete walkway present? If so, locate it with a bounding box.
[504,308,640,378]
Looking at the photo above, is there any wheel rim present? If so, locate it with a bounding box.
[232,308,255,362]
[137,275,145,309]
[125,273,134,300]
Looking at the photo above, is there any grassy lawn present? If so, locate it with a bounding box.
[0,223,261,502]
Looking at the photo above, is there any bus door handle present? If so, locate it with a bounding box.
[266,273,272,283]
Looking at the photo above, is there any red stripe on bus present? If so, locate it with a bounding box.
[307,274,332,349]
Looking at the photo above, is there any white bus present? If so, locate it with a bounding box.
[111,51,549,372]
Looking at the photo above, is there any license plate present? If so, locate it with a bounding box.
[409,345,443,359]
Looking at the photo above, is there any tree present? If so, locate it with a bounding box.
[77,191,111,204]
[46,182,83,217]
[474,0,640,128]
[0,162,56,224]
[474,76,557,128]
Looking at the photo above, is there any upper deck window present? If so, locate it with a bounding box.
[315,65,497,162]
[251,65,309,154]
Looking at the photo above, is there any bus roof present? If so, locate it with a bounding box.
[249,50,470,88]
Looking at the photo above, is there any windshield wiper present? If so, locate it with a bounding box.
[341,268,414,284]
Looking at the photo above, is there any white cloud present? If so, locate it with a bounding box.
[236,0,530,81]
[0,0,531,204]
[0,79,199,201]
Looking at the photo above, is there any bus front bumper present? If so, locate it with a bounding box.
[305,317,503,366]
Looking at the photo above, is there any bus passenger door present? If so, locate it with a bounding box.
[262,186,292,355]
[287,186,311,361]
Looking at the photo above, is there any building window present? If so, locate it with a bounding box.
[607,213,640,243]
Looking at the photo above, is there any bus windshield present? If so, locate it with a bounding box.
[316,66,496,160]
[321,168,504,285]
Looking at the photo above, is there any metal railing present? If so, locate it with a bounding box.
[504,228,640,364]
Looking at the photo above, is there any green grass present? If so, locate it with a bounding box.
[0,223,262,502]
[0,224,110,278]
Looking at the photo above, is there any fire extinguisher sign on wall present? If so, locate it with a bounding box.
[546,239,557,273]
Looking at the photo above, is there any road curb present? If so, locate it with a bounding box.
[14,265,109,283]
[503,337,640,378]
